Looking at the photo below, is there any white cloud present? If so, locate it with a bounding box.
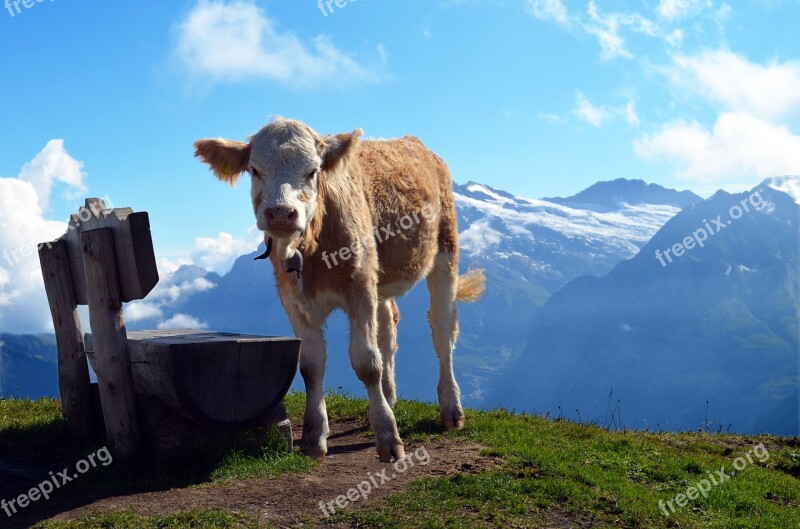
[526,0,571,26]
[158,314,208,330]
[665,28,683,47]
[634,112,800,186]
[669,51,800,121]
[712,3,732,33]
[175,0,384,88]
[537,112,568,124]
[159,226,261,276]
[149,277,216,305]
[0,142,87,333]
[574,93,609,126]
[656,0,712,20]
[18,140,87,212]
[526,0,675,61]
[524,0,726,60]
[125,301,164,323]
[585,1,648,60]
[190,228,261,273]
[572,93,640,127]
[624,100,640,126]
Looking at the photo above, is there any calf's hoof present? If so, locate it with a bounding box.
[441,408,465,430]
[301,444,327,462]
[376,442,406,463]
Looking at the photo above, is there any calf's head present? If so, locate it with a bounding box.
[194,117,361,255]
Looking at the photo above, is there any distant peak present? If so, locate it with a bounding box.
[545,179,702,212]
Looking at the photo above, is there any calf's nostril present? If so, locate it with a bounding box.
[265,207,298,223]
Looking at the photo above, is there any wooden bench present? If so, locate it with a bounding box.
[39,199,300,456]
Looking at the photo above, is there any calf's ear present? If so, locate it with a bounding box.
[320,129,363,171]
[194,139,251,185]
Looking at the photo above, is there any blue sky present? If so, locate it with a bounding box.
[0,0,799,331]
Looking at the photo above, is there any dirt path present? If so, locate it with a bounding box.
[31,420,503,528]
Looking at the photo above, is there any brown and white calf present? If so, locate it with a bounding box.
[194,117,485,462]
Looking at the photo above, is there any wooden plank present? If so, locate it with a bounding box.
[81,228,142,456]
[64,199,158,305]
[37,239,99,443]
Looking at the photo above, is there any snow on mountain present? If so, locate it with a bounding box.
[492,182,800,435]
[456,181,683,259]
[3,179,695,407]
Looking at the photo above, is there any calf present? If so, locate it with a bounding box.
[194,117,485,462]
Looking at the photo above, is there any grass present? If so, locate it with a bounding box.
[3,394,799,528]
[0,396,316,493]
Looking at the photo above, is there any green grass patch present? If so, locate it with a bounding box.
[0,398,69,453]
[209,447,316,482]
[314,400,800,529]
[31,509,260,528]
[4,396,800,529]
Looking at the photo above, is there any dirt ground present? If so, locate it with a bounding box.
[6,420,511,528]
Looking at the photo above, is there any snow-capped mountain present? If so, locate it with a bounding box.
[0,178,701,408]
[491,178,800,435]
[120,179,693,406]
[455,181,697,295]
[544,177,701,211]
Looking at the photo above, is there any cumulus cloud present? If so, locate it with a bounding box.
[0,142,87,334]
[669,50,800,122]
[125,301,164,323]
[190,227,262,273]
[157,314,208,330]
[18,140,87,212]
[635,50,800,190]
[634,112,800,186]
[175,0,385,88]
[159,225,261,276]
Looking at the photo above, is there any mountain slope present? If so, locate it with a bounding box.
[0,334,58,398]
[125,179,686,406]
[491,181,800,435]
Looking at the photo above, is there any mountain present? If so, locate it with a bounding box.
[490,179,800,435]
[124,179,687,406]
[0,334,58,399]
[545,178,702,212]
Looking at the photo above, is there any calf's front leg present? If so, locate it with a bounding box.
[284,306,330,461]
[346,288,405,462]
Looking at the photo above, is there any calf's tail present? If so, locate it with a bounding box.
[455,269,486,302]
